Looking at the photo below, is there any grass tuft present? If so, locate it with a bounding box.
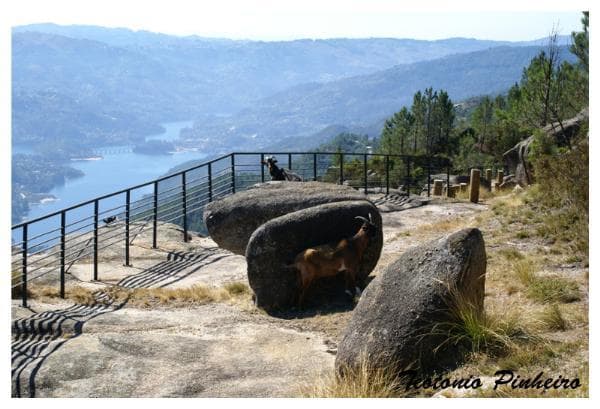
[537,304,570,331]
[20,281,253,308]
[298,355,407,398]
[513,258,537,286]
[223,281,251,296]
[513,258,580,303]
[498,247,524,260]
[431,287,534,357]
[527,277,580,304]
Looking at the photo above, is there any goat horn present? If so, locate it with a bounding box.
[355,216,369,223]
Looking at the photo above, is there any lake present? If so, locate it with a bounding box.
[15,120,207,244]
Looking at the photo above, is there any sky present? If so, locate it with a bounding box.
[2,0,588,42]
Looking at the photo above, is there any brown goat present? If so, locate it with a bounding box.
[293,214,377,305]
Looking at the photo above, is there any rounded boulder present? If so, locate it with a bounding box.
[335,228,486,375]
[245,200,383,312]
[203,181,368,255]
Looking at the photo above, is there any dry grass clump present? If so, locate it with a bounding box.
[527,277,580,304]
[454,185,499,202]
[431,289,535,358]
[11,270,29,299]
[414,218,470,237]
[513,258,580,303]
[497,247,524,260]
[21,281,252,308]
[536,304,570,331]
[513,258,537,285]
[298,355,408,398]
[109,281,252,308]
[19,285,99,305]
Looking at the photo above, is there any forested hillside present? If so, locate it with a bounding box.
[181,45,576,153]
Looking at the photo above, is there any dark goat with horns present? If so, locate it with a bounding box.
[261,156,302,181]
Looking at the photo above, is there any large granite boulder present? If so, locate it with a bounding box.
[245,200,383,312]
[503,136,534,187]
[203,181,367,255]
[335,228,486,375]
[503,108,588,187]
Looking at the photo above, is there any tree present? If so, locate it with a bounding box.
[430,90,455,156]
[411,91,426,154]
[423,87,437,154]
[570,11,589,73]
[380,107,413,155]
[519,30,562,127]
[381,88,455,157]
[471,96,494,151]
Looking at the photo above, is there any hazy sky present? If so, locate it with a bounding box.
[4,0,587,41]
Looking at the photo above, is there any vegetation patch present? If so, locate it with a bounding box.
[21,282,253,308]
[298,355,409,398]
[526,277,580,304]
[432,290,535,358]
[537,304,570,331]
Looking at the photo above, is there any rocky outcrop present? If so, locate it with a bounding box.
[203,181,367,255]
[246,200,383,311]
[503,135,534,187]
[335,228,486,375]
[503,108,588,186]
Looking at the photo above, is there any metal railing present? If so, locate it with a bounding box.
[11,151,451,307]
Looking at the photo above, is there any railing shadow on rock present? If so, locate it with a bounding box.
[11,151,451,307]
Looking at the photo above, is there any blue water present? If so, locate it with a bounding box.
[14,120,205,243]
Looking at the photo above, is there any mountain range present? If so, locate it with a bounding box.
[12,24,574,154]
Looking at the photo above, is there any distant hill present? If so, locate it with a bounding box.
[12,24,573,155]
[12,88,162,152]
[13,24,569,122]
[182,45,576,153]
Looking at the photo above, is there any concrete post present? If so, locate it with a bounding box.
[470,169,480,203]
[448,185,459,198]
[485,168,492,181]
[497,169,504,186]
[433,179,443,196]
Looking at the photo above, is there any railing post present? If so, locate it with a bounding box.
[153,181,158,249]
[313,153,317,181]
[405,157,411,197]
[339,153,344,185]
[231,154,236,194]
[21,224,27,307]
[427,157,431,197]
[446,162,451,197]
[385,155,390,195]
[260,153,265,183]
[93,200,99,280]
[288,153,292,170]
[124,189,131,266]
[182,172,188,242]
[60,210,66,298]
[363,153,368,194]
[208,162,213,202]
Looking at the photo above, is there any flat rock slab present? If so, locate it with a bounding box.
[29,229,246,290]
[29,304,333,397]
[246,200,382,311]
[204,181,368,255]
